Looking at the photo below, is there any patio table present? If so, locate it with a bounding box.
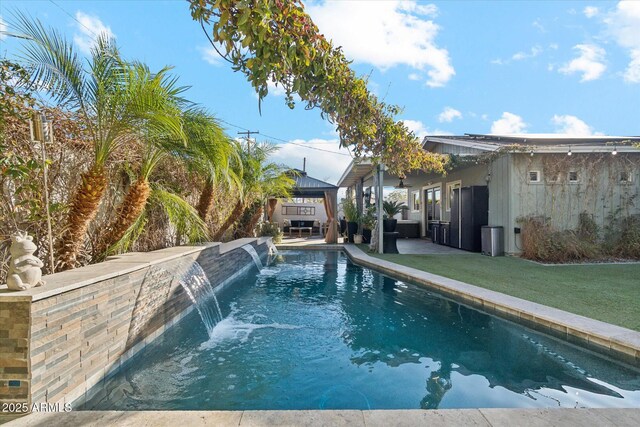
[289,226,313,237]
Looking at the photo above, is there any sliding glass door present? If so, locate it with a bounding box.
[424,187,441,239]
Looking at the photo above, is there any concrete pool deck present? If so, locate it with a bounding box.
[3,408,640,426]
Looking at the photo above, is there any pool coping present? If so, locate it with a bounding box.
[341,244,640,368]
[3,408,640,426]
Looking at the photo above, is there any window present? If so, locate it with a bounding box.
[446,181,461,211]
[568,171,579,183]
[528,170,541,183]
[411,191,421,211]
[620,171,632,184]
[281,206,316,215]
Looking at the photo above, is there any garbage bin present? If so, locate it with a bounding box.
[481,226,504,256]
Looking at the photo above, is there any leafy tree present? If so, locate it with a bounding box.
[189,0,447,176]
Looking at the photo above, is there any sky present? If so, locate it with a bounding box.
[1,1,639,185]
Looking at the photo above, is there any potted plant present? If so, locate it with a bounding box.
[361,206,376,243]
[353,222,363,244]
[341,198,359,243]
[383,200,408,232]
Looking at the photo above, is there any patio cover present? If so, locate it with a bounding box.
[286,169,339,243]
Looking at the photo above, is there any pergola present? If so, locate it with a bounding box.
[267,169,339,243]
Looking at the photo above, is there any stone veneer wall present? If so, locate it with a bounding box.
[0,238,269,408]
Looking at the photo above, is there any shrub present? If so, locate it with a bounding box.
[576,212,599,243]
[605,215,640,259]
[257,221,283,244]
[518,216,600,263]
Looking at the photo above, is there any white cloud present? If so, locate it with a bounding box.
[403,119,429,138]
[268,138,352,185]
[402,119,452,137]
[551,115,598,135]
[559,44,606,81]
[437,107,462,123]
[408,73,421,81]
[604,1,640,83]
[73,11,114,55]
[623,49,640,83]
[490,112,528,134]
[549,43,559,50]
[307,1,454,87]
[492,45,542,65]
[532,19,545,33]
[199,45,223,66]
[0,15,7,40]
[512,45,543,61]
[583,6,600,18]
[267,80,287,96]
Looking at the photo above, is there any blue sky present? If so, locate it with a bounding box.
[1,1,639,184]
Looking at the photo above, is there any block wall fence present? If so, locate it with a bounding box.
[0,238,270,408]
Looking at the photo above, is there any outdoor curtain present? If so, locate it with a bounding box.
[267,198,278,222]
[323,191,338,243]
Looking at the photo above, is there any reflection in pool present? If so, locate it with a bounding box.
[80,251,640,410]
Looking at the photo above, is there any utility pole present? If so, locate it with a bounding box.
[237,130,259,154]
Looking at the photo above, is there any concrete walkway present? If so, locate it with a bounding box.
[3,408,640,426]
[396,238,468,255]
[276,237,467,255]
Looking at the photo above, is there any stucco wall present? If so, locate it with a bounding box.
[0,238,270,409]
[271,200,327,227]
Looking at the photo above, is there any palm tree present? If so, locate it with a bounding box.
[180,109,242,222]
[233,143,294,238]
[11,15,185,269]
[94,78,189,258]
[108,184,209,255]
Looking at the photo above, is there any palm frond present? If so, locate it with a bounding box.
[9,12,86,112]
[150,184,209,243]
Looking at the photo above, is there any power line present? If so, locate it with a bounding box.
[48,0,99,40]
[219,118,352,157]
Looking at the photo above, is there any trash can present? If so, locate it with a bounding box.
[481,226,504,256]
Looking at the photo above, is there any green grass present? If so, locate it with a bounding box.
[361,248,640,331]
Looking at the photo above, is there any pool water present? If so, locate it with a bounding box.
[80,250,640,410]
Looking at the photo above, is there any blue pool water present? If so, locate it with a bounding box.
[80,250,640,410]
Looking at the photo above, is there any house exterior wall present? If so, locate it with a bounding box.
[488,154,513,253]
[271,200,328,228]
[508,152,640,253]
[403,152,640,254]
[407,164,489,236]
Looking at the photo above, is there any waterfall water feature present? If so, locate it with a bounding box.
[267,239,278,256]
[179,262,223,337]
[241,244,263,270]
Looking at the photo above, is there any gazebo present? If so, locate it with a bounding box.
[266,169,339,243]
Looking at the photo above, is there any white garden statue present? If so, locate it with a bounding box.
[6,232,46,291]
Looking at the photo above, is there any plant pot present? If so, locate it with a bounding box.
[353,234,363,244]
[347,221,358,243]
[383,219,397,232]
[362,228,372,244]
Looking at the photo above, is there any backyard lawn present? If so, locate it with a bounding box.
[364,250,640,331]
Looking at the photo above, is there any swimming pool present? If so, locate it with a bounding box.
[80,250,640,410]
